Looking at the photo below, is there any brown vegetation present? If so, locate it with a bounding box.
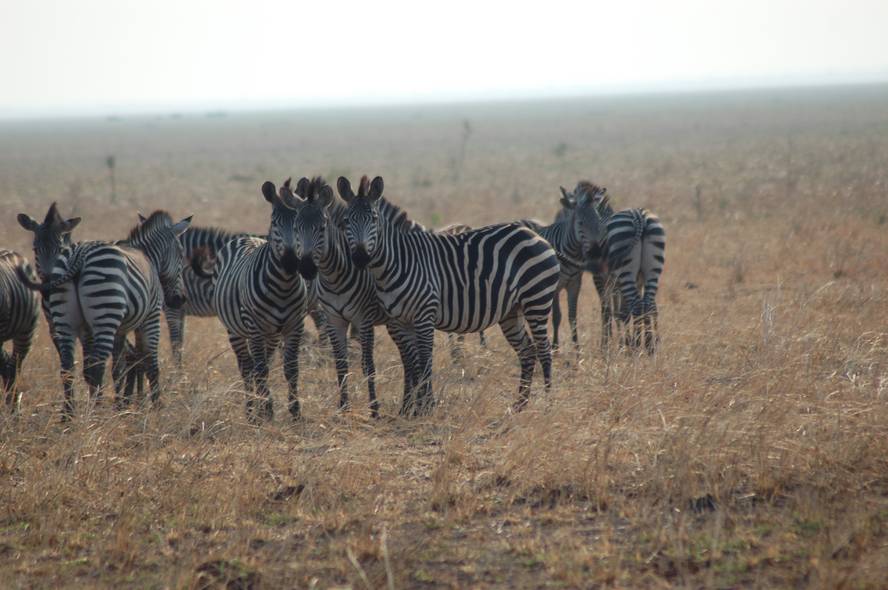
[1,86,887,588]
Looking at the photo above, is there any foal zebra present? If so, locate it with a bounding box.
[17,211,192,417]
[209,180,313,421]
[604,208,666,353]
[519,183,610,355]
[340,175,561,415]
[0,250,39,410]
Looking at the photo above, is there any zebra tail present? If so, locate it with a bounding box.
[15,249,85,293]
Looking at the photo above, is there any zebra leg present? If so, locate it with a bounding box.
[413,320,436,417]
[448,333,465,364]
[5,333,33,412]
[1,348,13,409]
[165,305,185,368]
[325,315,350,411]
[386,322,418,417]
[228,334,256,420]
[111,334,129,407]
[642,296,659,355]
[282,327,303,420]
[479,331,488,349]
[527,312,553,394]
[551,288,563,352]
[84,327,119,403]
[58,336,77,420]
[499,312,536,411]
[566,274,582,359]
[310,309,329,348]
[592,272,611,352]
[359,321,379,419]
[250,335,276,421]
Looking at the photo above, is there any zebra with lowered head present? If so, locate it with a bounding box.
[207,179,313,421]
[340,175,561,415]
[0,249,40,411]
[16,211,192,418]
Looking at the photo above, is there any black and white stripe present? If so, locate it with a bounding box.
[17,211,192,418]
[210,180,313,421]
[340,175,561,415]
[604,208,665,353]
[0,249,40,411]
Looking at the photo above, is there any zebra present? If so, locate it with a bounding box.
[18,204,146,399]
[603,208,666,354]
[523,182,614,353]
[16,211,192,418]
[339,175,561,415]
[207,179,313,421]
[0,249,40,411]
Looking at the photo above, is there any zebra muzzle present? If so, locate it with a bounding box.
[298,256,318,280]
[280,248,300,274]
[165,293,186,310]
[351,245,371,268]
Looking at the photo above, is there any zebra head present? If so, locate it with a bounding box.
[131,211,193,309]
[560,185,609,257]
[289,176,335,281]
[337,175,384,269]
[17,203,82,280]
[261,179,301,275]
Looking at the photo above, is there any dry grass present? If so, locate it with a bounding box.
[2,86,888,588]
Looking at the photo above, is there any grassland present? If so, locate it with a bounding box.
[1,85,887,588]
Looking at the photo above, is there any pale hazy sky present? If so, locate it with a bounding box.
[2,0,887,118]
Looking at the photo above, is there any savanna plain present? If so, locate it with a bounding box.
[1,86,887,589]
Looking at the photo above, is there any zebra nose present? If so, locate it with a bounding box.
[352,245,370,268]
[298,255,318,280]
[166,293,185,310]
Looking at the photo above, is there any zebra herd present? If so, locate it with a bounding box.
[0,177,665,420]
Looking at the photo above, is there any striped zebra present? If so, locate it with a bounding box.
[518,183,611,356]
[208,179,313,421]
[288,176,423,418]
[539,181,617,352]
[16,211,192,418]
[17,203,145,398]
[340,175,561,415]
[162,223,330,366]
[0,249,40,411]
[604,208,666,353]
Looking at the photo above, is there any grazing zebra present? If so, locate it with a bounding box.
[287,176,414,417]
[604,208,666,353]
[209,179,313,421]
[340,175,561,415]
[16,211,192,418]
[526,181,614,353]
[0,250,40,411]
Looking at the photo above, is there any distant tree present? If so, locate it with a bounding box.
[106,155,117,203]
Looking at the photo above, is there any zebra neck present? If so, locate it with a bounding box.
[261,246,302,286]
[317,229,351,284]
[365,221,398,283]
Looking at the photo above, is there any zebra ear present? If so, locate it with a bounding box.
[171,215,193,237]
[17,214,39,232]
[318,184,334,208]
[337,177,355,203]
[261,181,277,204]
[60,217,81,233]
[294,177,311,199]
[559,187,575,209]
[368,176,384,202]
[138,212,148,224]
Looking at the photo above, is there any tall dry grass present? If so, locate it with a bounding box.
[1,87,888,588]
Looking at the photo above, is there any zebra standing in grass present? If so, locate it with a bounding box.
[290,176,432,417]
[518,183,611,356]
[17,211,192,418]
[207,180,313,421]
[604,207,666,354]
[0,250,40,411]
[340,175,561,415]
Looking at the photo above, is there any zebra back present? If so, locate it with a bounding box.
[0,250,40,342]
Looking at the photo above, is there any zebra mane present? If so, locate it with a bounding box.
[377,197,426,233]
[305,176,329,202]
[129,210,174,242]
